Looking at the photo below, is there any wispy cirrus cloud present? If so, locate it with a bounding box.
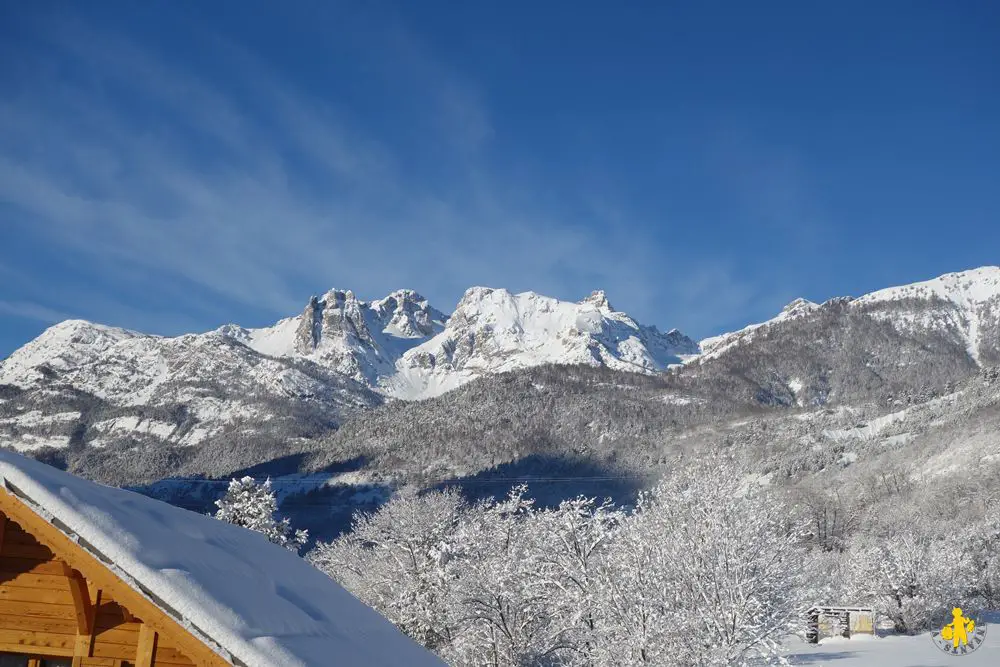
[0,5,770,355]
[0,300,72,324]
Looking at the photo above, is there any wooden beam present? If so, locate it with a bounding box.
[136,623,158,667]
[61,558,101,666]
[0,512,7,555]
[66,567,93,633]
[0,637,74,656]
[0,486,230,667]
[70,580,101,666]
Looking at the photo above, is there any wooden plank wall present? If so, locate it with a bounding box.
[0,513,196,667]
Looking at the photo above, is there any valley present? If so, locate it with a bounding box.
[1,267,999,545]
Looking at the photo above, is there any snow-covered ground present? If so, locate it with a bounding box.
[782,624,1000,666]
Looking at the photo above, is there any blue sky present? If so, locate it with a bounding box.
[1,1,998,356]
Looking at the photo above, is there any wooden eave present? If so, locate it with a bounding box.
[0,481,233,667]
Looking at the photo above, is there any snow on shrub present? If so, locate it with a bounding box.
[214,476,308,552]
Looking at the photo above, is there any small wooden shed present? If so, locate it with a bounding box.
[806,605,876,643]
[0,450,445,667]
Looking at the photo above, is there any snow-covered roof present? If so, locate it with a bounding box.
[0,449,445,667]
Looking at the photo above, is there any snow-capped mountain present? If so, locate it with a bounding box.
[0,319,378,410]
[385,288,700,399]
[0,320,145,390]
[0,286,693,474]
[690,266,1000,407]
[218,286,697,399]
[218,289,448,385]
[3,267,1000,484]
[699,267,1000,368]
[0,319,380,482]
[699,297,820,361]
[853,266,1000,365]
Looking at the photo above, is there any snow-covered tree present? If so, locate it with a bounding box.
[593,467,807,666]
[214,476,308,552]
[310,487,467,651]
[310,466,809,666]
[530,496,624,664]
[962,508,1000,606]
[444,486,577,667]
[844,526,971,633]
[589,496,675,666]
[790,481,864,552]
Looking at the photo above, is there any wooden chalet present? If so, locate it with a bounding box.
[0,490,204,667]
[0,450,444,667]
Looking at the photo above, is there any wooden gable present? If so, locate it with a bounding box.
[0,488,231,667]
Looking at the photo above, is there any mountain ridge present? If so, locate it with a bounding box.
[2,266,999,486]
[385,287,699,399]
[217,288,449,387]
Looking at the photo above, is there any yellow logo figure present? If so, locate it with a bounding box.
[940,608,975,648]
[932,606,987,655]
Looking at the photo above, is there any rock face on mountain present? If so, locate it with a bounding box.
[219,289,448,385]
[217,287,700,399]
[385,288,700,399]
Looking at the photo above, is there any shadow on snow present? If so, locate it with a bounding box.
[431,453,645,509]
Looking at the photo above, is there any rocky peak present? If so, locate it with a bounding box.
[322,288,360,309]
[581,290,614,311]
[388,288,697,399]
[455,286,498,310]
[658,328,700,354]
[371,290,446,339]
[323,290,372,347]
[294,296,324,354]
[781,298,819,317]
[449,287,506,328]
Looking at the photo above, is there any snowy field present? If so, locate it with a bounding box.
[782,623,1000,666]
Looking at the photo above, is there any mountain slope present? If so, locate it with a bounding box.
[386,288,699,399]
[0,286,696,478]
[0,320,381,482]
[690,267,1000,407]
[3,267,1000,490]
[854,266,1000,366]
